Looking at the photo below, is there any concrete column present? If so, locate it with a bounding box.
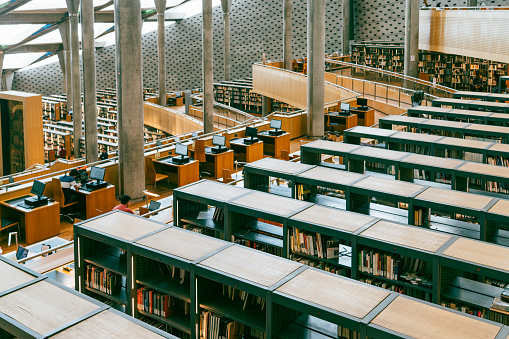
[404,0,419,79]
[0,53,4,90]
[221,0,232,80]
[307,0,325,139]
[2,72,13,91]
[342,0,350,55]
[58,22,73,113]
[262,96,271,117]
[155,0,167,107]
[184,90,191,115]
[66,0,83,158]
[202,0,214,134]
[283,0,292,70]
[115,0,145,200]
[57,51,67,94]
[466,0,477,6]
[81,0,98,163]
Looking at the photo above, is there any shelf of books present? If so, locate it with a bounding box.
[407,106,509,127]
[213,82,262,114]
[351,42,404,74]
[172,180,249,240]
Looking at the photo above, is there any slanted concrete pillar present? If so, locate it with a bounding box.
[404,0,419,79]
[155,0,167,106]
[0,53,4,91]
[184,90,191,115]
[307,0,325,139]
[58,22,73,113]
[66,0,83,158]
[342,0,350,55]
[283,0,292,70]
[57,51,67,94]
[114,0,145,200]
[81,0,98,163]
[262,96,271,117]
[202,0,214,134]
[221,0,232,80]
[2,72,13,91]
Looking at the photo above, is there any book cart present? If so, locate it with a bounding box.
[73,198,509,337]
[0,247,174,339]
[172,180,249,240]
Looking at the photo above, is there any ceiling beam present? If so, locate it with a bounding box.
[144,12,185,22]
[0,0,33,16]
[6,43,63,54]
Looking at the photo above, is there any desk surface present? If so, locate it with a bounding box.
[246,157,313,175]
[154,156,198,167]
[457,161,509,178]
[0,280,100,335]
[442,237,509,273]
[199,245,301,287]
[80,212,165,242]
[408,106,452,113]
[290,205,375,233]
[371,295,502,339]
[51,309,165,338]
[229,138,263,146]
[415,187,494,211]
[487,199,509,217]
[303,140,361,153]
[136,227,225,261]
[1,195,59,212]
[353,176,424,197]
[297,166,365,186]
[0,261,36,294]
[400,153,465,169]
[391,131,444,143]
[258,130,289,138]
[230,191,311,216]
[177,180,247,202]
[361,220,452,253]
[351,146,409,161]
[436,136,492,149]
[276,268,390,319]
[75,184,114,195]
[205,147,233,155]
[347,126,399,137]
[25,247,74,274]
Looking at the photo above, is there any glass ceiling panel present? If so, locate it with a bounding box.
[0,24,45,46]
[4,52,46,69]
[14,0,111,11]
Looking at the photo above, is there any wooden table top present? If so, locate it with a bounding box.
[433,98,475,105]
[382,115,426,124]
[469,101,509,108]
[351,147,409,161]
[290,205,375,233]
[391,131,444,143]
[276,268,390,319]
[436,136,492,149]
[25,247,74,274]
[361,220,452,253]
[303,140,361,153]
[247,158,313,175]
[415,187,494,211]
[400,153,464,169]
[178,180,247,202]
[347,126,398,137]
[0,261,36,294]
[81,212,165,242]
[448,109,493,117]
[0,281,99,334]
[136,227,226,261]
[353,176,424,197]
[200,245,301,287]
[230,191,311,216]
[51,310,164,338]
[488,143,509,153]
[371,295,502,339]
[296,167,365,186]
[443,237,509,272]
[489,113,509,120]
[408,106,451,113]
[457,161,509,178]
[487,199,509,217]
[147,210,173,224]
[422,119,470,129]
[466,124,509,133]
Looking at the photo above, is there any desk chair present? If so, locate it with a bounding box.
[145,156,169,190]
[326,112,341,132]
[52,178,79,222]
[0,218,20,240]
[195,139,211,178]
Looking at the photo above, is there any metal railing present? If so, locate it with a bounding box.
[17,241,74,264]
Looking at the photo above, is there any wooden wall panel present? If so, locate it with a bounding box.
[143,102,202,135]
[419,10,509,63]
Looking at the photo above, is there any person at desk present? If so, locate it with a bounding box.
[99,148,108,160]
[60,169,82,207]
[57,144,67,159]
[473,71,483,92]
[112,195,135,214]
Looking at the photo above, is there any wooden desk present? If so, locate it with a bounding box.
[0,196,59,245]
[153,157,200,186]
[229,138,264,163]
[350,106,375,126]
[257,131,290,158]
[75,185,115,219]
[168,97,184,106]
[370,295,502,339]
[326,111,358,131]
[203,148,234,179]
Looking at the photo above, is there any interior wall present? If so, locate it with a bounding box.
[12,0,342,96]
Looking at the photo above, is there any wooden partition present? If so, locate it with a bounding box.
[143,102,202,135]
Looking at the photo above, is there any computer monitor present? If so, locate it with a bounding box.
[175,143,188,159]
[30,180,46,200]
[148,200,161,212]
[245,127,258,141]
[90,166,106,183]
[340,102,350,112]
[270,119,282,130]
[357,97,368,108]
[212,135,226,149]
[16,245,29,260]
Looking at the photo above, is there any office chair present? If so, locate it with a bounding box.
[51,178,80,222]
[145,156,169,190]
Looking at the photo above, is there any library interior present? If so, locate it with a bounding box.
[1,0,509,338]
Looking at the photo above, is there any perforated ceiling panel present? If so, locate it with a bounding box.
[12,0,342,95]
